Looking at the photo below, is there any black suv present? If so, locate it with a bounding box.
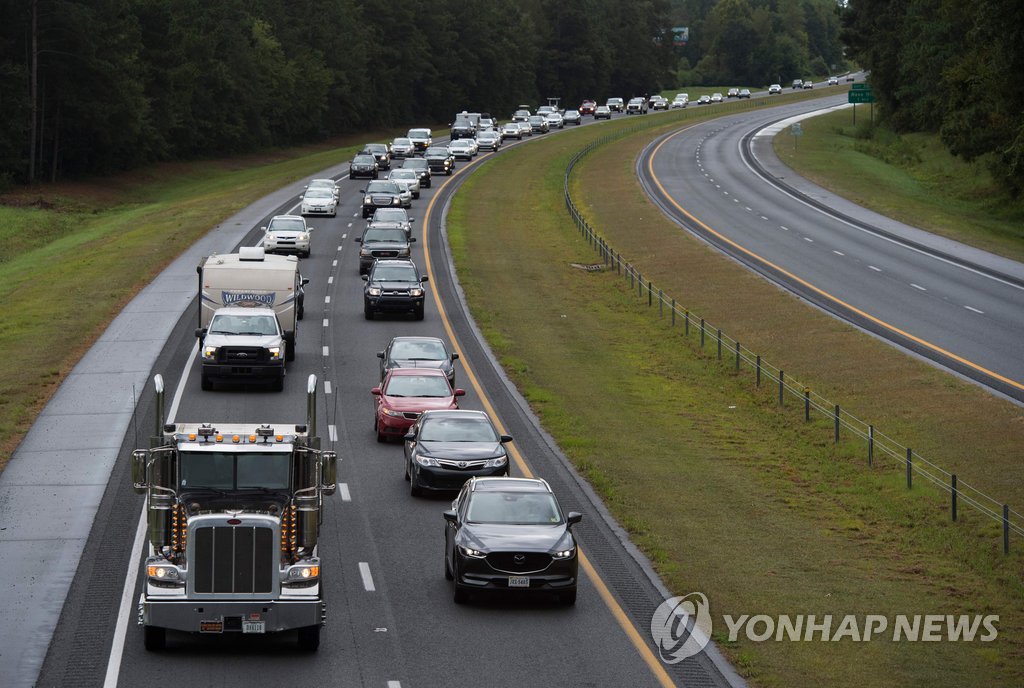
[355,226,415,274]
[350,154,378,179]
[401,158,432,188]
[450,117,476,140]
[424,146,454,176]
[361,143,392,170]
[361,180,405,218]
[362,259,429,320]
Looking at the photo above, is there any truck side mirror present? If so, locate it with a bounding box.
[195,328,206,339]
[131,449,149,494]
[321,451,337,495]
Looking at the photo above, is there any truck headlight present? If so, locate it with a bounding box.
[147,564,180,580]
[268,346,281,360]
[360,248,372,257]
[202,346,217,359]
[286,564,320,581]
[367,286,382,296]
[409,288,423,297]
[363,198,372,205]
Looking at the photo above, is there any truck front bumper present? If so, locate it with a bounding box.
[139,594,324,634]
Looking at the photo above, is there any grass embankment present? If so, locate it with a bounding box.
[0,130,408,469]
[447,113,1024,686]
[773,109,1024,262]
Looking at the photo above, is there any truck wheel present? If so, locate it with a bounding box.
[297,625,320,652]
[272,375,284,392]
[285,339,295,362]
[144,625,166,651]
[364,304,374,320]
[414,304,424,321]
[201,373,212,391]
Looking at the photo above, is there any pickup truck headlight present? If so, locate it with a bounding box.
[409,287,424,297]
[363,197,372,205]
[360,248,372,257]
[367,286,382,296]
[202,346,217,359]
[268,346,281,360]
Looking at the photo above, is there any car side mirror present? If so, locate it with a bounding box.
[409,237,417,243]
[443,510,457,524]
[454,389,466,397]
[404,431,416,441]
[301,278,310,286]
[260,226,267,231]
[359,189,365,194]
[500,434,513,443]
[566,512,583,526]
[420,275,429,283]
[451,353,459,360]
[376,351,385,359]
[371,387,382,396]
[361,275,369,281]
[409,218,415,223]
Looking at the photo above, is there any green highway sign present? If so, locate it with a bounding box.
[851,83,868,90]
[848,90,875,104]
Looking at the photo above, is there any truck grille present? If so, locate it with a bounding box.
[371,249,399,258]
[219,346,269,363]
[193,525,275,594]
[371,195,395,206]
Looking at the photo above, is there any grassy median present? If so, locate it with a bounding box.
[446,114,1024,686]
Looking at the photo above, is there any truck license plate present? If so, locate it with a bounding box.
[242,620,265,634]
[508,576,530,588]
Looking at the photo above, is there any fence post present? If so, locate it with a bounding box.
[685,310,690,336]
[638,273,643,298]
[779,371,785,406]
[834,405,840,443]
[756,355,761,387]
[1004,505,1010,554]
[700,319,705,348]
[906,448,913,489]
[659,290,663,317]
[735,342,740,371]
[951,474,957,522]
[630,269,634,289]
[804,388,810,421]
[671,299,676,326]
[868,425,874,466]
[648,282,653,307]
[717,329,722,360]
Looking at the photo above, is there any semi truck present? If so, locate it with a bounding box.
[132,373,337,651]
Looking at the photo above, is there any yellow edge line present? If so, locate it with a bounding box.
[647,128,1023,393]
[421,153,678,688]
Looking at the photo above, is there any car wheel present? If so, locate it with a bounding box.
[200,373,212,391]
[410,472,422,497]
[446,168,452,176]
[271,374,284,392]
[297,303,304,321]
[559,588,577,606]
[452,561,469,604]
[444,548,453,580]
[375,418,387,443]
[404,459,411,481]
[364,303,374,320]
[301,251,310,259]
[297,625,320,652]
[285,339,295,362]
[414,304,424,321]
[144,625,166,651]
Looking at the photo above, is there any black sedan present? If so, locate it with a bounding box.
[377,335,458,384]
[444,477,582,605]
[362,258,428,320]
[404,410,511,495]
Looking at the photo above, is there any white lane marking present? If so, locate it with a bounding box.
[803,237,814,243]
[911,283,927,291]
[341,234,347,241]
[869,265,882,272]
[965,305,985,314]
[352,213,358,218]
[332,259,338,267]
[325,296,331,304]
[324,380,332,394]
[323,318,329,327]
[780,225,789,231]
[105,343,198,688]
[359,562,376,591]
[723,191,729,196]
[339,483,351,501]
[760,215,769,220]
[329,424,337,442]
[833,250,845,256]
[745,206,752,212]
[715,184,721,189]
[347,222,353,228]
[322,346,330,356]
[328,276,334,284]
[387,682,401,688]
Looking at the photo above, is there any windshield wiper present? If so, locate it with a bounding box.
[181,485,230,496]
[237,486,286,493]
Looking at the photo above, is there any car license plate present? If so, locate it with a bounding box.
[242,620,265,634]
[508,576,530,588]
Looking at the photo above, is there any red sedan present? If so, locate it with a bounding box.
[372,368,465,442]
[579,100,597,116]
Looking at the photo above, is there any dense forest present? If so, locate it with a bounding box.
[0,0,849,184]
[841,0,1024,195]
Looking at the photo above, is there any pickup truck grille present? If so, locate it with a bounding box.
[219,346,270,363]
[371,195,396,206]
[193,525,275,594]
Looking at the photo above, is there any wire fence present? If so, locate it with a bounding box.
[561,123,1023,553]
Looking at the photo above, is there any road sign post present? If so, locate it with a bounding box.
[849,85,875,126]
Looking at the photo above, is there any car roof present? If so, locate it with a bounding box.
[390,335,445,345]
[420,408,489,420]
[469,477,551,493]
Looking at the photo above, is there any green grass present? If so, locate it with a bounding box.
[773,109,1024,262]
[446,112,1024,686]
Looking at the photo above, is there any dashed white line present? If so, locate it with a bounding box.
[965,305,985,314]
[780,225,789,231]
[760,215,769,220]
[324,380,332,394]
[359,562,376,591]
[387,681,401,688]
[325,296,331,304]
[833,250,845,256]
[715,184,721,189]
[339,483,351,501]
[323,318,329,327]
[328,276,334,284]
[328,424,337,442]
[332,259,338,267]
[868,265,882,272]
[911,283,927,291]
[803,237,814,243]
[322,346,330,356]
[723,191,729,196]
[347,222,353,227]
[745,206,752,212]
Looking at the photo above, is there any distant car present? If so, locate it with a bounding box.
[306,178,338,200]
[828,76,839,86]
[362,258,429,321]
[361,143,391,170]
[579,100,597,115]
[361,180,406,218]
[368,207,415,237]
[391,137,415,159]
[738,88,751,99]
[670,94,688,109]
[401,158,431,188]
[562,109,582,125]
[710,92,723,103]
[300,187,337,217]
[387,168,421,199]
[512,109,531,123]
[727,88,739,98]
[545,112,564,129]
[444,477,582,605]
[650,96,669,110]
[373,368,463,442]
[802,80,813,89]
[355,225,414,274]
[606,97,624,112]
[350,154,379,179]
[501,122,523,140]
[515,121,534,137]
[792,79,803,89]
[424,146,455,175]
[263,215,311,258]
[407,128,433,153]
[448,139,476,160]
[536,105,556,118]
[404,410,511,496]
[450,117,476,140]
[768,83,782,95]
[476,130,502,151]
[594,105,612,120]
[528,115,550,133]
[697,95,711,104]
[846,74,855,82]
[626,97,647,114]
[378,335,459,385]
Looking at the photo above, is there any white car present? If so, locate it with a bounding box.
[828,76,839,85]
[670,94,688,108]
[448,139,476,160]
[606,97,624,112]
[306,178,338,199]
[545,111,564,129]
[768,83,782,94]
[263,215,312,258]
[387,169,422,199]
[300,187,337,217]
[391,137,415,158]
[710,92,723,103]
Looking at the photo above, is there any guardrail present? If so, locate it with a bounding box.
[562,119,1023,554]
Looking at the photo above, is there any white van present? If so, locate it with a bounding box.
[197,247,308,359]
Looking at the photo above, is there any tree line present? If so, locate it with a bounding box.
[0,0,850,185]
[841,0,1024,195]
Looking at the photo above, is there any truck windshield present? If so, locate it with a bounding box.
[179,451,290,491]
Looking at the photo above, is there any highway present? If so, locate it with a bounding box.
[637,94,1024,402]
[28,114,741,688]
